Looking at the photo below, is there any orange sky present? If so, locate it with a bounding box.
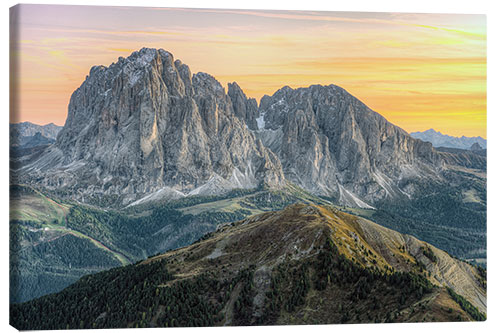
[10,5,486,137]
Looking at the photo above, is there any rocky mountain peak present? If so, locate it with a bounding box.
[227,82,259,130]
[255,84,443,206]
[470,142,483,151]
[22,48,285,206]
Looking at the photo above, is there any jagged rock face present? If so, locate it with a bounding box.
[19,48,450,208]
[256,85,443,205]
[227,82,259,130]
[24,48,285,205]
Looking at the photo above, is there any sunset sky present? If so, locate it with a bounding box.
[10,4,486,137]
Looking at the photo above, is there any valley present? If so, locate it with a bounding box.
[10,203,486,329]
[9,183,330,303]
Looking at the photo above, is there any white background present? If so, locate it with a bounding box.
[2,1,498,333]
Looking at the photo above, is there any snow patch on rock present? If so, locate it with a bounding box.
[338,184,374,209]
[128,187,186,207]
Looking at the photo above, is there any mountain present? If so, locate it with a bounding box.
[255,85,443,207]
[17,48,449,209]
[10,123,62,170]
[10,48,486,305]
[411,129,486,150]
[10,121,62,141]
[9,183,329,303]
[18,48,285,206]
[470,142,484,151]
[10,203,486,329]
[10,122,61,152]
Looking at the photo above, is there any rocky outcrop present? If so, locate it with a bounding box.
[20,48,285,205]
[255,85,443,205]
[227,82,259,130]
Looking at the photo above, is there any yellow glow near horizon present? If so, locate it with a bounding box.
[10,5,486,138]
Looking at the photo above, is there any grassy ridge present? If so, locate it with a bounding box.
[447,287,486,321]
[332,179,486,260]
[10,183,325,303]
[10,231,477,329]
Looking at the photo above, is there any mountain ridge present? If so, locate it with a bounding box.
[255,83,444,206]
[411,128,486,150]
[10,203,486,329]
[15,47,462,210]
[10,122,62,140]
[17,48,286,206]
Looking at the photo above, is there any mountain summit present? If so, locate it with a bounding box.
[20,48,285,205]
[16,48,483,209]
[255,84,443,206]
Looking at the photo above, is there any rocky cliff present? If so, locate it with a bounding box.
[20,48,285,205]
[18,48,465,209]
[255,85,443,206]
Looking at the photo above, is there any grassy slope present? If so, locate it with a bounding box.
[10,183,328,303]
[10,186,69,224]
[10,173,486,305]
[10,203,484,330]
[10,186,129,302]
[331,170,486,261]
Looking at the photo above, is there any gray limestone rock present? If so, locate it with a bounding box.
[21,48,285,206]
[256,84,443,206]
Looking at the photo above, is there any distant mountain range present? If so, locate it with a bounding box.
[10,122,63,149]
[411,129,486,150]
[10,121,62,140]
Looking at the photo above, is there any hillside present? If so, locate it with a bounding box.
[9,183,330,303]
[10,203,486,329]
[10,185,126,303]
[436,146,486,170]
